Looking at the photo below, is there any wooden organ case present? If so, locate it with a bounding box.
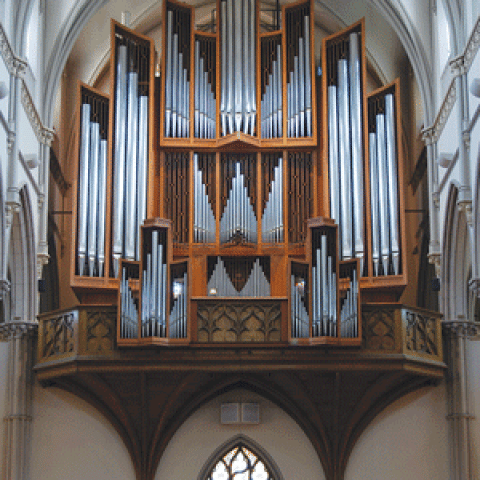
[69,4,410,348]
[36,4,446,480]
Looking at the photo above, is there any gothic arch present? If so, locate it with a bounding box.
[442,183,472,320]
[42,0,434,129]
[6,185,36,322]
[197,434,285,480]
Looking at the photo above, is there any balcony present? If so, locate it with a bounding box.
[35,303,444,480]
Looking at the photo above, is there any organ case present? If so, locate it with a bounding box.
[70,10,406,348]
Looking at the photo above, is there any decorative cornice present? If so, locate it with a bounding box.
[469,278,480,298]
[0,321,38,341]
[0,279,11,301]
[443,320,480,339]
[449,54,466,77]
[0,23,27,78]
[421,126,436,145]
[37,251,50,279]
[463,16,480,72]
[20,82,55,147]
[428,250,442,277]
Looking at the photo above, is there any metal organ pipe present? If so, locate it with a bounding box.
[141,232,168,338]
[194,154,215,243]
[291,274,309,338]
[120,267,138,339]
[220,0,256,136]
[208,257,270,297]
[385,94,400,275]
[286,10,311,138]
[376,112,390,275]
[110,41,149,274]
[369,132,380,276]
[97,139,108,278]
[340,270,358,338]
[77,101,109,278]
[368,93,400,276]
[125,71,139,261]
[338,58,352,260]
[327,32,365,272]
[262,158,283,242]
[349,33,364,274]
[87,121,100,276]
[311,235,337,337]
[220,162,257,244]
[112,44,127,277]
[77,103,91,277]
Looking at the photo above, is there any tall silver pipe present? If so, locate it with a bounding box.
[277,43,283,137]
[157,243,164,335]
[220,2,227,135]
[338,58,352,259]
[227,0,234,133]
[234,0,242,132]
[137,96,149,261]
[376,113,390,274]
[315,248,322,334]
[369,132,380,276]
[165,10,173,136]
[249,0,256,135]
[125,71,139,261]
[177,52,184,137]
[321,236,328,334]
[292,56,300,137]
[298,37,305,137]
[112,44,128,277]
[195,41,200,137]
[172,34,179,138]
[151,231,158,324]
[304,16,311,137]
[77,103,91,277]
[243,1,250,134]
[349,32,364,274]
[87,121,100,276]
[97,139,107,277]
[385,93,400,274]
[183,68,189,137]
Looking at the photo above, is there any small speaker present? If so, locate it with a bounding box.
[241,403,260,424]
[38,279,47,293]
[221,403,240,424]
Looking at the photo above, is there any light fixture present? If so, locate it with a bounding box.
[470,78,480,98]
[24,153,39,169]
[438,152,454,168]
[0,82,8,100]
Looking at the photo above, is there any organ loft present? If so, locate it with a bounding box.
[36,1,445,479]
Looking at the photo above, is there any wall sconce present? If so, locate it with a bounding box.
[0,82,8,99]
[471,78,480,98]
[438,152,454,168]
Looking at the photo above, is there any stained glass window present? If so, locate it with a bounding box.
[206,443,275,480]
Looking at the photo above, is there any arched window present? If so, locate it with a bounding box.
[200,436,283,480]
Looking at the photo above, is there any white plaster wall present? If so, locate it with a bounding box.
[155,389,326,480]
[345,384,450,480]
[30,383,135,480]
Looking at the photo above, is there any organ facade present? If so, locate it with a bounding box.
[35,2,446,479]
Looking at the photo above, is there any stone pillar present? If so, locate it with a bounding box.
[0,322,37,480]
[443,319,479,480]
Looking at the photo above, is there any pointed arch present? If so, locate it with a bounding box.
[442,183,472,320]
[197,434,284,480]
[6,185,36,322]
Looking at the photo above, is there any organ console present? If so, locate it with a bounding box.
[70,1,406,348]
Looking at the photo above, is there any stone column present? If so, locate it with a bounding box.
[0,322,37,480]
[443,319,479,480]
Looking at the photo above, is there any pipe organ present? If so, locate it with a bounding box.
[76,87,109,278]
[71,9,406,348]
